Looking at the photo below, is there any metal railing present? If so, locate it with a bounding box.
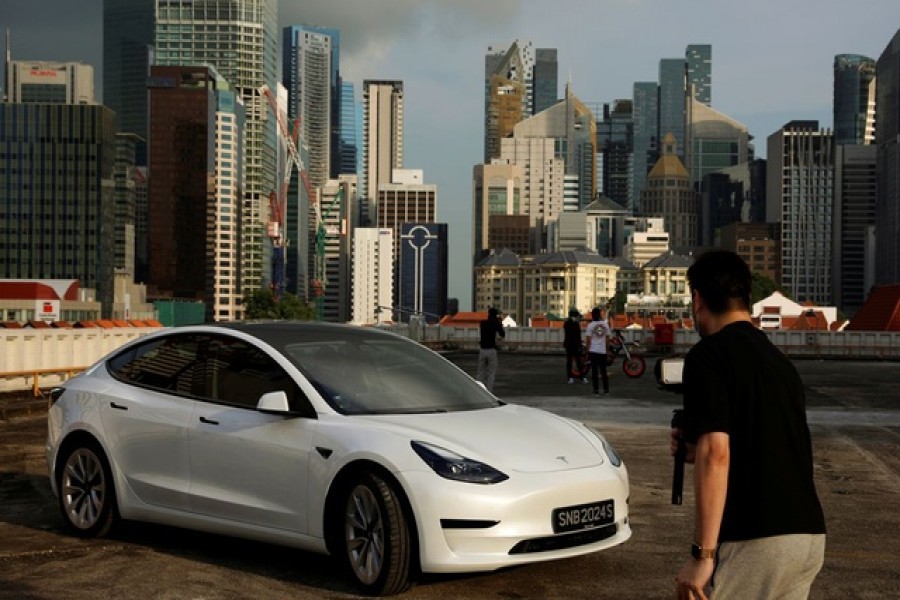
[0,367,88,397]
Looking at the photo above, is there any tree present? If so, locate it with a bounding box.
[243,288,316,320]
[751,272,786,305]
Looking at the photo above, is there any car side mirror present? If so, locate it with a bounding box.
[257,390,291,414]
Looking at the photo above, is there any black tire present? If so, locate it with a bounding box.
[340,471,412,596]
[57,441,118,538]
[623,355,647,378]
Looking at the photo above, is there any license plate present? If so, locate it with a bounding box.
[552,500,615,533]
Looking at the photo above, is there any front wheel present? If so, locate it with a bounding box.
[57,442,118,538]
[340,472,413,596]
[623,355,646,378]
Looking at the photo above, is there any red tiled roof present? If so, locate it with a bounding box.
[845,285,900,332]
[439,311,487,327]
[26,320,51,329]
[50,321,73,328]
[144,319,164,327]
[788,311,829,331]
[0,321,24,328]
[74,320,99,328]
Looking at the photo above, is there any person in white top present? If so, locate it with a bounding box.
[584,307,611,395]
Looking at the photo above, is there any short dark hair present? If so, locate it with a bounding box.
[591,307,601,321]
[488,307,499,319]
[687,250,751,314]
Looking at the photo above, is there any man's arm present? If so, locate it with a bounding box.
[675,431,729,599]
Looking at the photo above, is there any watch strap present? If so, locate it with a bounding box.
[691,543,716,559]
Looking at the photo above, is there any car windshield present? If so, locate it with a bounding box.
[278,332,501,415]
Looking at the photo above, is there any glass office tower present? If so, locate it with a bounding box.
[875,29,900,285]
[658,58,687,160]
[833,54,876,146]
[632,81,659,214]
[686,44,712,105]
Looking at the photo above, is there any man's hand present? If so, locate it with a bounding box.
[675,558,714,600]
[670,429,696,464]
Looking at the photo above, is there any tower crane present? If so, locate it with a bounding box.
[258,84,315,301]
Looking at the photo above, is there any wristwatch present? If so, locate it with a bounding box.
[691,543,716,559]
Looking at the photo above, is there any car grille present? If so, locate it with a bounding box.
[508,523,618,555]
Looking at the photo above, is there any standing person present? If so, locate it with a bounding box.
[584,307,610,395]
[476,307,505,392]
[671,250,826,600]
[563,308,587,383]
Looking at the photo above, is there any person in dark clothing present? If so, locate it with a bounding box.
[563,308,587,383]
[671,250,826,600]
[476,307,505,392]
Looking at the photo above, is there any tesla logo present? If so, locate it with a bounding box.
[556,456,568,463]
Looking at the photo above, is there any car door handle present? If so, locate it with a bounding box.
[199,416,219,425]
[110,402,128,411]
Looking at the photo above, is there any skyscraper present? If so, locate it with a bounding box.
[875,29,900,285]
[834,144,877,316]
[658,58,687,160]
[767,121,835,304]
[597,100,634,209]
[154,0,279,298]
[834,54,877,146]
[686,44,712,105]
[283,25,341,188]
[5,60,94,104]
[532,48,558,114]
[399,223,448,323]
[484,42,526,162]
[351,228,393,325]
[0,102,117,314]
[103,0,154,163]
[362,80,404,225]
[632,81,659,214]
[339,81,358,175]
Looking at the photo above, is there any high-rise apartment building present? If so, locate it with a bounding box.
[351,227,393,325]
[833,54,876,146]
[0,102,117,314]
[376,169,437,267]
[114,134,140,276]
[499,137,566,230]
[632,81,659,214]
[472,161,524,264]
[399,223,448,323]
[5,60,94,104]
[154,0,279,297]
[767,121,835,305]
[103,0,154,163]
[362,80,403,225]
[686,44,712,105]
[875,29,900,285]
[834,144,877,316]
[317,177,358,322]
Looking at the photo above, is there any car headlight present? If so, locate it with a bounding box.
[411,441,508,484]
[586,427,622,468]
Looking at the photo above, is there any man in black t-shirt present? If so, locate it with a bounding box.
[671,250,826,600]
[476,308,505,392]
[563,308,586,383]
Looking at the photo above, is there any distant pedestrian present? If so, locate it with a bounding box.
[584,307,611,395]
[563,308,587,383]
[477,307,505,392]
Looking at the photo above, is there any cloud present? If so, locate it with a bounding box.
[279,0,521,81]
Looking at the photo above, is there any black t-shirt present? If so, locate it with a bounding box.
[682,321,826,542]
[479,317,505,349]
[563,319,582,352]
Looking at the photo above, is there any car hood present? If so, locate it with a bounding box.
[359,403,604,473]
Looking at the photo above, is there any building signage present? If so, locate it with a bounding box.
[35,300,60,323]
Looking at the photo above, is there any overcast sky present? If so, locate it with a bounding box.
[3,1,898,308]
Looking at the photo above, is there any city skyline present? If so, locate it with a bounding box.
[3,0,898,308]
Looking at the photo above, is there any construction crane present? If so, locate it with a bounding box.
[258,84,314,301]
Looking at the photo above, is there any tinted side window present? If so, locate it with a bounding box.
[108,335,203,396]
[205,336,304,411]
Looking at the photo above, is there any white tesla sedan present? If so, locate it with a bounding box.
[47,322,631,595]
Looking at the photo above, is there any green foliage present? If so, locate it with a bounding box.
[243,288,316,320]
[751,272,786,305]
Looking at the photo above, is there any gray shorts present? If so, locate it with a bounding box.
[710,533,825,599]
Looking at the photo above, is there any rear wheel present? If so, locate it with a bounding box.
[623,355,646,378]
[57,442,118,538]
[340,471,412,595]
